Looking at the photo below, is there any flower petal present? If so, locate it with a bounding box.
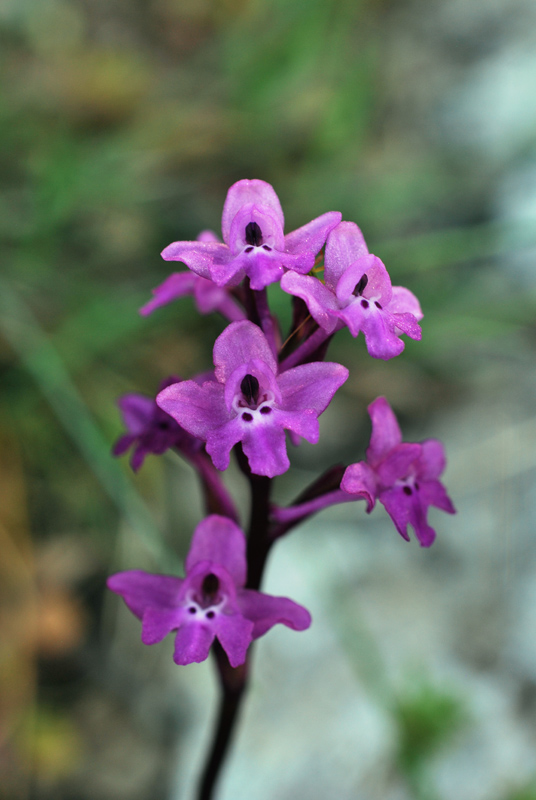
[284,211,342,258]
[173,622,215,665]
[419,479,456,515]
[185,515,247,586]
[389,286,423,321]
[241,419,290,477]
[213,613,254,667]
[139,272,196,316]
[237,589,311,639]
[324,221,369,288]
[141,605,185,645]
[213,321,277,383]
[205,417,246,472]
[157,380,229,440]
[366,397,402,465]
[117,394,154,435]
[272,408,319,445]
[277,362,349,414]
[378,486,412,542]
[280,272,339,333]
[228,204,285,254]
[221,179,284,245]
[160,240,232,280]
[107,570,183,619]
[417,439,447,480]
[376,443,421,487]
[340,461,378,512]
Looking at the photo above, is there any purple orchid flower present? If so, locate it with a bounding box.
[113,377,202,471]
[140,230,246,321]
[156,320,349,478]
[341,397,455,547]
[160,179,342,291]
[280,221,423,359]
[107,515,311,667]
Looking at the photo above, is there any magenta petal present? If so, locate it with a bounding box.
[213,321,277,383]
[324,221,370,287]
[160,240,232,280]
[185,515,247,586]
[141,606,185,645]
[213,613,254,667]
[112,433,136,457]
[157,380,228,440]
[277,362,349,414]
[390,286,423,321]
[360,311,406,359]
[117,394,154,434]
[419,479,456,515]
[221,179,284,245]
[228,205,285,253]
[205,417,245,472]
[107,571,183,619]
[378,486,412,542]
[340,462,377,512]
[245,252,286,290]
[334,254,380,305]
[284,211,342,257]
[237,589,311,639]
[367,397,402,465]
[376,443,422,486]
[173,622,214,665]
[139,272,196,316]
[241,420,290,477]
[272,408,319,445]
[387,311,422,341]
[280,272,339,333]
[418,439,447,480]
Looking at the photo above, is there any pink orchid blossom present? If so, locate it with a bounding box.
[161,179,342,290]
[108,515,311,667]
[341,397,455,546]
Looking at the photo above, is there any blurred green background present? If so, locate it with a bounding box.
[1,0,536,798]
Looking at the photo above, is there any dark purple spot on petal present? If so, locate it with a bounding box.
[262,245,272,251]
[206,610,215,620]
[242,412,253,422]
[157,421,170,430]
[403,486,412,496]
[374,301,382,309]
[361,299,369,309]
[414,482,419,490]
[188,606,197,614]
[353,274,368,296]
[245,221,263,247]
[260,406,272,415]
[245,246,254,253]
[241,373,259,405]
[202,573,219,596]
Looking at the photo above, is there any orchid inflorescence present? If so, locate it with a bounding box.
[108,179,455,799]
